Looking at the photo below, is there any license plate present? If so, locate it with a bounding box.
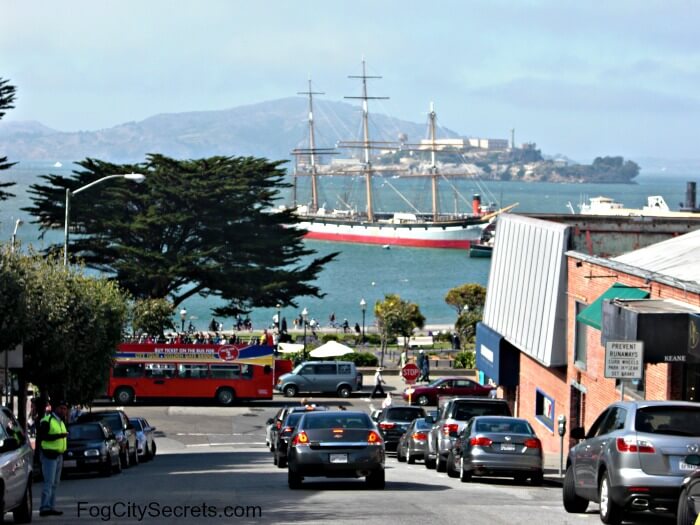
[329,454,348,464]
[63,459,77,468]
[679,460,697,471]
[500,444,516,451]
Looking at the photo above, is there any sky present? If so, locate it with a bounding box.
[2,0,700,161]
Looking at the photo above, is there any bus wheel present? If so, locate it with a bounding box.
[216,388,235,406]
[114,387,134,405]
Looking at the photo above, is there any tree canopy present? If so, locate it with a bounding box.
[444,283,487,314]
[374,294,425,364]
[24,154,337,315]
[0,78,17,201]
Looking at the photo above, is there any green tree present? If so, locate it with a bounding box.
[0,78,17,201]
[446,283,487,347]
[0,247,27,355]
[374,294,425,367]
[24,154,337,315]
[131,298,175,337]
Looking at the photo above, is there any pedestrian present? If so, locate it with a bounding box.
[398,349,408,368]
[382,392,393,409]
[417,349,425,378]
[342,319,349,333]
[421,355,430,383]
[371,367,386,399]
[38,400,69,517]
[354,322,361,335]
[488,379,498,399]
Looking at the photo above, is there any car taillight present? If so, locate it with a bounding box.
[469,436,493,447]
[442,423,459,436]
[616,436,655,453]
[367,430,383,445]
[379,422,396,430]
[291,431,309,446]
[282,427,294,434]
[412,432,427,441]
[523,438,541,449]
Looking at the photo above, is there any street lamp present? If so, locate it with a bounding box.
[64,173,146,266]
[180,308,187,332]
[10,218,22,253]
[301,307,308,360]
[360,298,366,343]
[276,303,282,330]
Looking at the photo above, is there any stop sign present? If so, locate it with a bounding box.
[401,363,420,384]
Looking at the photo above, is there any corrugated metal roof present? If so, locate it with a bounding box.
[612,228,700,284]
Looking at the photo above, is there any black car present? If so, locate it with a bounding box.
[64,422,121,477]
[287,411,385,489]
[376,406,426,451]
[77,410,138,468]
[274,412,308,468]
[677,454,700,525]
[267,405,328,453]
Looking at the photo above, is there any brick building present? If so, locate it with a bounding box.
[477,215,700,455]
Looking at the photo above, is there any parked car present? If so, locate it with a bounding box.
[274,412,307,468]
[266,404,328,452]
[64,422,121,476]
[676,453,700,525]
[287,411,385,489]
[449,416,543,484]
[397,416,433,464]
[77,410,138,468]
[425,397,512,472]
[403,377,492,406]
[376,406,426,451]
[0,409,33,523]
[275,361,363,398]
[563,401,700,524]
[129,417,157,461]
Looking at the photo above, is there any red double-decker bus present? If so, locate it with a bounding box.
[108,342,276,405]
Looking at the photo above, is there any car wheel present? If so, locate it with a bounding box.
[460,457,472,483]
[563,465,588,513]
[100,459,113,477]
[366,469,385,489]
[131,444,139,466]
[424,451,436,469]
[436,454,447,473]
[113,453,122,474]
[599,471,622,525]
[531,471,544,486]
[337,385,351,398]
[288,470,303,489]
[677,487,694,525]
[114,387,135,405]
[273,452,278,465]
[12,482,31,524]
[397,446,406,462]
[417,395,430,406]
[151,441,157,458]
[278,456,287,468]
[407,454,416,465]
[216,387,235,406]
[121,447,130,469]
[446,451,459,478]
[283,385,298,398]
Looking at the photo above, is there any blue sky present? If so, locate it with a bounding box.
[2,0,699,161]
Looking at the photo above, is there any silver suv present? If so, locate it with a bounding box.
[275,361,363,398]
[563,400,700,524]
[425,397,511,472]
[0,407,33,523]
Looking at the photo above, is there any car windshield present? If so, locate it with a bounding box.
[475,418,532,434]
[68,424,104,440]
[284,413,304,427]
[98,415,122,432]
[635,406,700,436]
[427,379,444,388]
[130,419,143,431]
[386,408,426,422]
[413,418,433,430]
[291,364,304,375]
[302,413,372,429]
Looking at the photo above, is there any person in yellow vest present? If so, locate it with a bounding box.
[37,400,69,517]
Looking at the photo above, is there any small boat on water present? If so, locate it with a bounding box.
[468,221,496,258]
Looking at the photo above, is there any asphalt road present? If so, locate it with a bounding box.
[25,396,675,525]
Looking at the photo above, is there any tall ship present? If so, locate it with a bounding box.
[289,61,516,249]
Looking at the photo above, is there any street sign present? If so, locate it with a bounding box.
[604,341,643,379]
[401,363,420,384]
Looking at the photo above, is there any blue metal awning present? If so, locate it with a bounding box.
[475,322,520,387]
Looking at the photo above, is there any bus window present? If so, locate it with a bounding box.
[210,364,241,379]
[241,365,253,379]
[113,363,145,378]
[145,363,176,378]
[178,364,209,379]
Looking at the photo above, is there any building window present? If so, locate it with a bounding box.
[535,389,555,431]
[574,301,588,371]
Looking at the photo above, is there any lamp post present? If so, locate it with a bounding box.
[360,298,367,343]
[64,173,146,266]
[180,308,187,332]
[276,303,282,330]
[302,307,308,360]
[10,219,22,253]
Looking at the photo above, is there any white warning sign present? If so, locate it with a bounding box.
[605,341,643,379]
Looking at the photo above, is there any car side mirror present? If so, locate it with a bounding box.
[570,427,585,440]
[266,418,274,425]
[150,426,156,432]
[686,454,700,466]
[0,437,19,453]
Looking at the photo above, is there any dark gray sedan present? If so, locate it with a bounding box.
[287,411,385,489]
[450,416,543,484]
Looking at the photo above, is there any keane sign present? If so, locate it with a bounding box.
[605,341,644,379]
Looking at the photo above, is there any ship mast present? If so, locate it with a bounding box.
[345,60,388,223]
[299,79,322,212]
[429,102,439,221]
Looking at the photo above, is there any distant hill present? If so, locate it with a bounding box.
[0,98,457,163]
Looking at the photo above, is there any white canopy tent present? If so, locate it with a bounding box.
[277,342,305,354]
[309,340,355,358]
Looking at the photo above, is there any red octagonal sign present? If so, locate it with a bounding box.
[218,345,240,362]
[401,363,420,384]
